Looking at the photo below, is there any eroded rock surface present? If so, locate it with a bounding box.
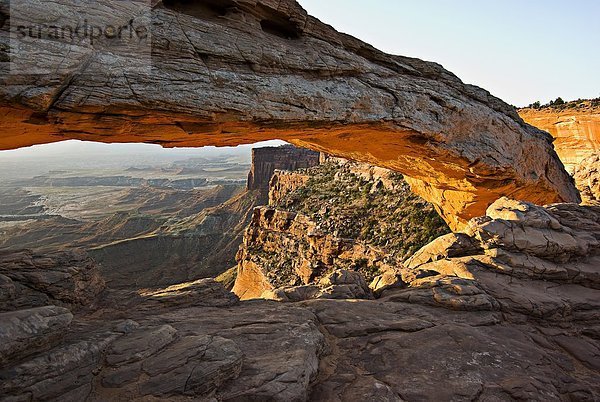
[0,280,327,401]
[0,306,72,367]
[573,153,600,204]
[0,249,105,312]
[397,198,600,315]
[0,0,579,229]
[234,159,449,300]
[520,103,600,173]
[0,200,599,401]
[247,144,320,193]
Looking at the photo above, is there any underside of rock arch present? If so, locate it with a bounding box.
[0,0,580,230]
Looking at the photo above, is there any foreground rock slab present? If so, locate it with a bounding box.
[1,197,600,402]
[0,249,105,312]
[0,0,579,229]
[0,159,596,401]
[0,306,72,367]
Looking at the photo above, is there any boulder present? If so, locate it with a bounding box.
[262,269,373,301]
[397,198,600,316]
[574,153,600,204]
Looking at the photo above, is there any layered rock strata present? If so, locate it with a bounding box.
[520,104,600,173]
[0,0,580,229]
[234,159,450,300]
[0,249,105,312]
[1,197,599,400]
[247,144,320,192]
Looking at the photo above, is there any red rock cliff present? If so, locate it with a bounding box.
[519,103,600,173]
[247,145,320,192]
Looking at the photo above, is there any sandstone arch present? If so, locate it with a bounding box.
[0,0,579,230]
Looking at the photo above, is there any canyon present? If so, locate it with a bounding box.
[0,160,252,288]
[0,0,580,230]
[2,137,599,400]
[0,143,323,289]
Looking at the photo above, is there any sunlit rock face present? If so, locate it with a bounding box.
[520,105,600,173]
[247,145,320,192]
[233,158,451,301]
[574,153,600,204]
[0,0,579,230]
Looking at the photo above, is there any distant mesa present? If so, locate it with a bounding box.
[246,145,320,193]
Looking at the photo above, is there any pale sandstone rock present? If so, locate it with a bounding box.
[369,270,405,297]
[261,284,321,302]
[396,198,600,319]
[0,0,579,229]
[573,153,600,204]
[485,196,562,229]
[465,198,598,263]
[263,269,373,302]
[520,105,600,173]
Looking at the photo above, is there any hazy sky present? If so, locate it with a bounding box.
[0,140,285,159]
[298,0,600,107]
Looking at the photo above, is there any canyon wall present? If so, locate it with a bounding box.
[247,145,320,192]
[519,104,600,173]
[0,0,580,229]
[233,158,450,300]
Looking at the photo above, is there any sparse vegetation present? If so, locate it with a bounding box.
[524,97,600,111]
[272,160,451,262]
[351,258,382,283]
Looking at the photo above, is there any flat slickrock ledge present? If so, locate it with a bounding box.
[0,306,73,368]
[0,0,579,229]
